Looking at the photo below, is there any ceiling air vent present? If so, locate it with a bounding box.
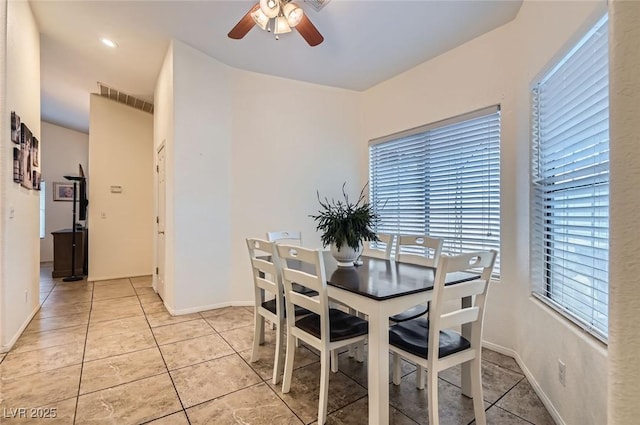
[303,0,331,12]
[96,82,154,114]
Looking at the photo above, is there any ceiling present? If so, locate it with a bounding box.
[30,0,523,133]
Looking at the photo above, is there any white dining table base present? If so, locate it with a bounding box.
[327,286,472,425]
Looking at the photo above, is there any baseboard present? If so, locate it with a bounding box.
[89,273,152,282]
[166,300,253,316]
[0,304,40,353]
[482,340,518,358]
[482,340,565,425]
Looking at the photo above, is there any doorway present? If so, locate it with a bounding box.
[155,142,166,300]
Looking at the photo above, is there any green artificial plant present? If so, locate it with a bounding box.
[310,183,379,251]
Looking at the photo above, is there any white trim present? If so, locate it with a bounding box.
[531,292,608,344]
[165,300,253,316]
[0,305,39,353]
[482,340,565,425]
[369,104,500,146]
[89,273,153,282]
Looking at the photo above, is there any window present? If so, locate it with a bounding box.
[369,106,501,274]
[40,181,46,239]
[531,16,609,341]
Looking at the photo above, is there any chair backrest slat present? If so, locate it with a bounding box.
[440,306,480,329]
[246,238,282,312]
[266,230,302,245]
[362,233,394,260]
[250,256,278,277]
[396,235,443,267]
[442,280,486,302]
[281,268,323,296]
[287,289,321,313]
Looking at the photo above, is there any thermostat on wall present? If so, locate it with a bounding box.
[110,185,123,193]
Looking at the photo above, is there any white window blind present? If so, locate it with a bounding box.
[531,15,609,341]
[369,106,500,273]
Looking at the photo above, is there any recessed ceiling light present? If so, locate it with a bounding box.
[100,38,118,48]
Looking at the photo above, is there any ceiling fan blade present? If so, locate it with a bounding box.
[228,3,260,40]
[295,14,324,46]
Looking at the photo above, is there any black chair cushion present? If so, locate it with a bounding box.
[292,283,318,297]
[389,304,429,322]
[389,318,470,359]
[295,309,368,342]
[261,299,311,317]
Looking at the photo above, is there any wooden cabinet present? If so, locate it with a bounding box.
[52,228,87,278]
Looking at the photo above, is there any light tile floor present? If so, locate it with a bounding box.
[0,264,556,425]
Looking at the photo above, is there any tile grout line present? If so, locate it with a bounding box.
[31,272,549,425]
[214,321,308,425]
[219,322,376,424]
[72,278,94,425]
[139,281,193,425]
[479,375,528,422]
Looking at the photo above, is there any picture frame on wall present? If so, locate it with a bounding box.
[31,137,39,167]
[33,171,41,190]
[20,123,33,190]
[11,111,21,144]
[53,182,74,201]
[13,147,21,183]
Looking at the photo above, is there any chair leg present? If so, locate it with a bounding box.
[355,341,364,363]
[272,320,286,385]
[392,352,402,385]
[470,357,486,425]
[348,308,357,358]
[318,349,331,425]
[416,367,426,390]
[427,369,439,425]
[330,349,339,373]
[251,313,264,362]
[281,332,296,393]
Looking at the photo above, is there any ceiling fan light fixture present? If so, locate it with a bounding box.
[251,8,269,30]
[283,3,304,27]
[260,0,280,18]
[274,16,292,34]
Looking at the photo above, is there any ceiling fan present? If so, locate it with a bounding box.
[228,0,324,46]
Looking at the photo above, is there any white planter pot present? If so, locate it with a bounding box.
[330,243,362,267]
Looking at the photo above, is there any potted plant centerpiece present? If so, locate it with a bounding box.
[311,183,379,267]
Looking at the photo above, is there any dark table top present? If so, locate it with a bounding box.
[321,252,478,301]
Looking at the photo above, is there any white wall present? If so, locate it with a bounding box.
[153,42,175,307]
[228,70,362,303]
[88,95,154,281]
[39,121,88,262]
[168,41,233,313]
[608,1,640,423]
[154,41,363,313]
[361,1,607,424]
[1,0,41,352]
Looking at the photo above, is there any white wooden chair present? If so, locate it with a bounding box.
[266,230,302,245]
[392,234,446,387]
[391,234,444,323]
[277,244,369,425]
[361,232,394,260]
[389,250,497,425]
[246,238,310,384]
[395,234,443,267]
[264,231,308,331]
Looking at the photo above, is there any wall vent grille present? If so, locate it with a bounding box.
[303,0,331,12]
[96,82,154,114]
